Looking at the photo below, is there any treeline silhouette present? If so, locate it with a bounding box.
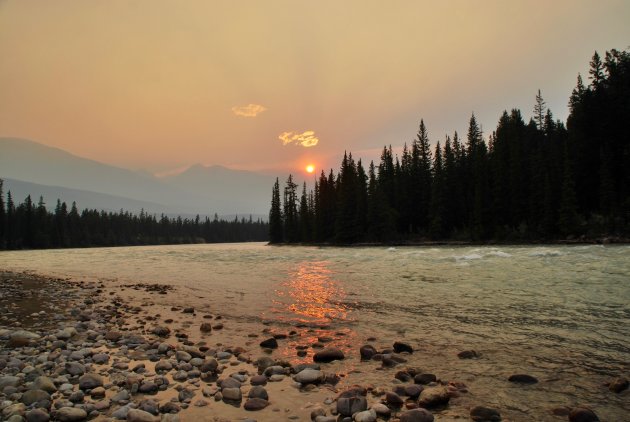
[269,49,630,244]
[0,188,268,249]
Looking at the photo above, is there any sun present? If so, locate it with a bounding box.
[306,164,315,173]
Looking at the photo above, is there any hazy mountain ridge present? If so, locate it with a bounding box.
[0,137,273,216]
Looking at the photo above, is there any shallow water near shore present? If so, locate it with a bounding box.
[2,243,629,420]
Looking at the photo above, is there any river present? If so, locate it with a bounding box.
[2,243,629,420]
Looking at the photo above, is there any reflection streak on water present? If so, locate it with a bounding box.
[272,260,349,324]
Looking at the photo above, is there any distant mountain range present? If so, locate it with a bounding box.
[0,137,275,218]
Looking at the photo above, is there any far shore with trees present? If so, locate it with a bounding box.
[269,49,630,245]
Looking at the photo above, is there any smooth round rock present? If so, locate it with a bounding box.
[248,386,269,400]
[568,407,600,422]
[244,398,268,411]
[508,374,538,384]
[470,406,501,421]
[55,407,87,422]
[294,368,324,384]
[399,408,434,422]
[313,348,345,363]
[127,408,159,422]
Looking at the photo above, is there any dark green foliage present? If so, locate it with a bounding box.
[266,48,629,243]
[269,178,283,243]
[0,185,268,250]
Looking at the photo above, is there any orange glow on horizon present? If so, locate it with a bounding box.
[306,164,315,174]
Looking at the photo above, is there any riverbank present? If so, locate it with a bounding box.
[0,270,626,422]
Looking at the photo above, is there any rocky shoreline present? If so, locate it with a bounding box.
[0,271,626,422]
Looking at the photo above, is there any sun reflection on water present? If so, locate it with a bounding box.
[272,260,350,325]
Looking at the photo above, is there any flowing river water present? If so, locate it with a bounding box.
[1,243,629,420]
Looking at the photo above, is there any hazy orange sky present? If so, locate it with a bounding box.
[1,1,629,176]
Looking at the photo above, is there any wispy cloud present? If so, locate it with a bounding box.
[279,130,319,147]
[231,104,267,117]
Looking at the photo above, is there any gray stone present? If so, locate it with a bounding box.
[111,404,134,420]
[568,407,600,422]
[21,389,51,406]
[371,403,391,418]
[65,362,85,376]
[313,348,345,363]
[248,386,268,400]
[418,386,450,408]
[92,353,110,364]
[414,373,436,385]
[507,374,538,384]
[294,368,324,385]
[55,407,88,422]
[221,387,242,401]
[25,408,50,422]
[399,409,434,422]
[470,406,501,421]
[0,376,21,389]
[175,351,191,362]
[31,377,56,394]
[155,360,173,372]
[127,409,159,422]
[250,375,267,386]
[353,409,377,422]
[78,373,103,390]
[219,377,241,389]
[244,398,268,411]
[336,396,367,417]
[2,403,26,419]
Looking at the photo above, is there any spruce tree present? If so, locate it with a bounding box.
[269,178,283,243]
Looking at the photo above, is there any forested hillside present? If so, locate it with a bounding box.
[269,49,630,244]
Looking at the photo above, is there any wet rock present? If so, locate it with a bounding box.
[359,345,377,360]
[199,323,212,333]
[399,408,434,422]
[414,373,436,385]
[31,376,56,393]
[313,348,345,363]
[568,407,600,422]
[127,408,159,422]
[508,374,538,384]
[294,368,324,385]
[259,338,278,349]
[248,385,269,400]
[337,396,367,417]
[55,407,87,422]
[457,350,478,359]
[608,377,628,393]
[244,398,268,411]
[417,386,450,408]
[78,373,103,390]
[25,408,50,422]
[393,342,413,354]
[222,387,242,402]
[470,406,501,421]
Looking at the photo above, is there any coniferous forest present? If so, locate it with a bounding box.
[0,187,268,250]
[269,50,630,244]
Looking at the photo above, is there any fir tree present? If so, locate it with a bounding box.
[269,178,283,243]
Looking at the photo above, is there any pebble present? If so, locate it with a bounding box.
[568,407,600,422]
[244,398,269,411]
[55,407,88,422]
